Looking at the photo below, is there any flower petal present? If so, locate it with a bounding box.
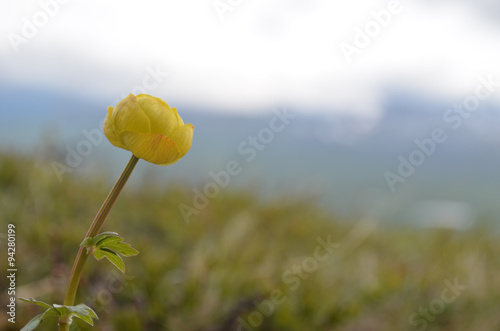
[172,108,185,127]
[170,123,194,157]
[120,131,181,165]
[104,106,126,149]
[113,94,151,134]
[136,94,179,136]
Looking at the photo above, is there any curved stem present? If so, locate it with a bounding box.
[59,155,139,329]
[83,155,140,240]
[62,248,89,306]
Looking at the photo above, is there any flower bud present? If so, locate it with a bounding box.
[104,94,194,165]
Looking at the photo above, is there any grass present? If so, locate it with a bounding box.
[1,152,500,330]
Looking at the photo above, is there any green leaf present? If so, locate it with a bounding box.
[19,299,62,331]
[79,237,93,248]
[92,231,119,245]
[19,301,98,330]
[19,298,53,310]
[111,245,140,257]
[75,313,94,326]
[20,313,44,331]
[96,235,123,247]
[41,308,60,319]
[99,248,126,272]
[90,232,139,271]
[93,249,105,260]
[54,304,85,316]
[52,304,71,316]
[105,242,140,257]
[78,304,98,319]
[53,304,98,326]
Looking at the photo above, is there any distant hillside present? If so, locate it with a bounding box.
[1,84,500,226]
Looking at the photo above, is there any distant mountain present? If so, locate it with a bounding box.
[1,83,500,227]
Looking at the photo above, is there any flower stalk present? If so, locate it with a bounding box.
[59,155,139,330]
[20,93,193,331]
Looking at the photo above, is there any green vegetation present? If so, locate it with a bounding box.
[1,152,500,330]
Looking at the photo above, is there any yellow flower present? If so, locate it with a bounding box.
[104,94,194,165]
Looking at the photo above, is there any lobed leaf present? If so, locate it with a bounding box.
[53,304,99,326]
[96,235,123,247]
[19,298,53,310]
[19,297,99,330]
[104,241,140,257]
[78,304,98,319]
[90,232,139,270]
[41,308,60,319]
[19,307,61,331]
[20,314,44,331]
[92,231,119,245]
[75,313,94,326]
[93,248,105,260]
[98,248,126,272]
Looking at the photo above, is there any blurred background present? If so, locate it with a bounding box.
[1,0,500,330]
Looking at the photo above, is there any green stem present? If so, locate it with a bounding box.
[58,322,70,331]
[59,155,139,329]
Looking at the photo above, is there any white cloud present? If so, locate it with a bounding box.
[1,0,500,117]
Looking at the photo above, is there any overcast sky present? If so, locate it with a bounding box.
[1,0,500,117]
